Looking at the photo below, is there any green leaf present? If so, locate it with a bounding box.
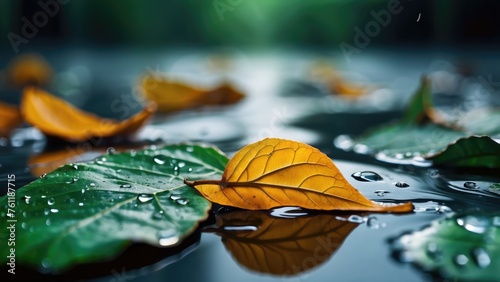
[403,76,433,124]
[338,77,500,168]
[0,144,227,273]
[354,123,465,162]
[392,213,500,281]
[428,136,500,168]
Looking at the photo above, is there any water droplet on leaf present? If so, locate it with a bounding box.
[157,229,180,246]
[473,248,491,268]
[176,199,189,205]
[106,147,116,154]
[154,157,166,165]
[152,210,164,220]
[456,215,489,234]
[454,254,469,267]
[170,194,181,200]
[47,198,55,205]
[120,184,132,188]
[137,194,154,203]
[50,208,59,213]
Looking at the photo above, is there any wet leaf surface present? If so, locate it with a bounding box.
[0,144,226,272]
[186,138,413,213]
[338,77,500,168]
[211,210,359,276]
[392,213,500,281]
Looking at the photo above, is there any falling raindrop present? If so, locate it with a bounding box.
[157,229,180,246]
[351,171,384,182]
[394,181,409,188]
[374,190,390,197]
[463,181,478,189]
[176,199,189,205]
[170,194,182,201]
[473,248,491,268]
[137,194,154,203]
[47,198,55,205]
[120,184,132,189]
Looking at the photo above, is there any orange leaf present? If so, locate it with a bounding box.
[211,210,359,276]
[186,138,413,213]
[21,87,155,142]
[0,102,23,137]
[5,53,53,87]
[139,72,245,113]
[311,62,374,98]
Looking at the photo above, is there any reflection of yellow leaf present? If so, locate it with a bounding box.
[6,53,53,87]
[186,138,413,213]
[21,87,155,142]
[139,72,245,113]
[212,210,359,276]
[0,102,23,137]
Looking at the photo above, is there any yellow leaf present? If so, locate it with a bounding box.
[0,102,23,137]
[5,53,53,87]
[21,87,155,142]
[186,138,413,213]
[311,62,375,98]
[211,210,359,276]
[139,72,245,113]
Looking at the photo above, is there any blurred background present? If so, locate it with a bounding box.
[2,0,500,49]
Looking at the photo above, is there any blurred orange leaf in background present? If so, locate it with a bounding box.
[186,138,413,213]
[5,53,53,87]
[0,102,23,137]
[139,71,245,113]
[21,87,155,142]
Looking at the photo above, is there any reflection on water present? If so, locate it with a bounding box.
[208,209,360,276]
